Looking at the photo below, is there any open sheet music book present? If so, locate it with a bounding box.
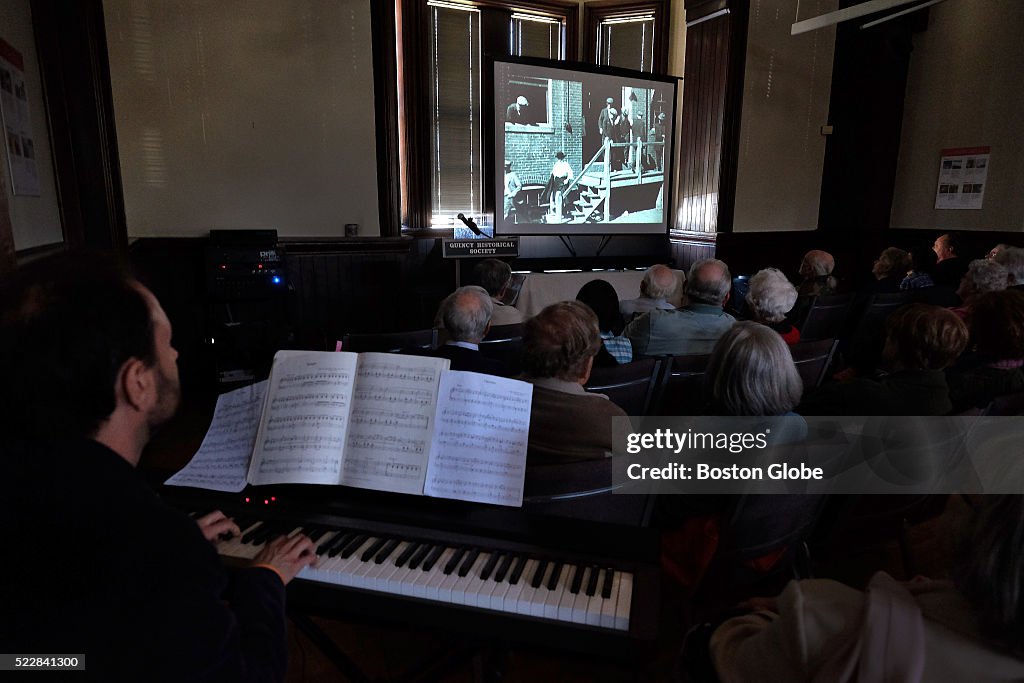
[166,351,533,506]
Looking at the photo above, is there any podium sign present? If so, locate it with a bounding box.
[442,237,520,259]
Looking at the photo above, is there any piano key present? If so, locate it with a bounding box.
[585,565,600,597]
[407,543,433,570]
[507,559,537,615]
[464,553,496,607]
[305,526,329,543]
[558,566,583,621]
[457,549,481,578]
[313,530,339,555]
[395,542,420,568]
[569,567,592,624]
[325,532,355,557]
[240,521,266,544]
[339,534,369,560]
[569,564,585,595]
[530,559,548,589]
[585,569,606,626]
[360,537,389,563]
[529,562,556,618]
[493,554,513,583]
[443,547,466,576]
[508,555,526,585]
[479,552,502,581]
[451,553,488,604]
[599,571,621,630]
[614,573,633,631]
[421,545,445,572]
[544,565,572,620]
[374,539,401,564]
[380,543,416,593]
[601,565,615,599]
[409,560,439,598]
[424,548,457,600]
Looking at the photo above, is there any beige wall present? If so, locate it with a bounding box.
[732,0,836,233]
[890,0,1024,232]
[104,0,381,238]
[0,0,63,250]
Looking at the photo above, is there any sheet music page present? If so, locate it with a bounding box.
[248,351,358,486]
[165,381,268,492]
[423,371,532,507]
[340,353,450,495]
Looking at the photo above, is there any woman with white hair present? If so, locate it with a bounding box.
[951,259,1008,320]
[705,322,804,416]
[745,268,801,346]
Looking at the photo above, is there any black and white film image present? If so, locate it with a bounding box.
[500,74,671,227]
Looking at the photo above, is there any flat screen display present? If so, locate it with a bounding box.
[493,58,676,236]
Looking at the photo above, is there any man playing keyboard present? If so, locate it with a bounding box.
[0,252,316,682]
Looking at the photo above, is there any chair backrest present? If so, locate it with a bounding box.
[651,353,710,415]
[854,291,913,338]
[479,337,524,376]
[799,293,855,341]
[983,392,1024,416]
[723,493,826,563]
[523,456,654,526]
[789,338,838,389]
[584,357,663,416]
[341,328,437,353]
[482,322,524,343]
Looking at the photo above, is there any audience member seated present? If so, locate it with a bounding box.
[709,495,1024,682]
[796,250,837,297]
[986,243,1010,260]
[799,304,968,416]
[932,232,969,287]
[994,246,1024,290]
[619,264,678,320]
[473,258,524,326]
[869,247,911,293]
[521,301,627,462]
[950,259,1008,320]
[576,279,632,366]
[625,259,736,356]
[900,246,938,290]
[948,290,1024,412]
[705,322,804,416]
[745,268,800,346]
[425,286,507,376]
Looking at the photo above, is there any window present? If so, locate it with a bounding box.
[399,0,574,231]
[585,1,670,74]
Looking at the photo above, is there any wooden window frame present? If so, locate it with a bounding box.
[583,0,671,74]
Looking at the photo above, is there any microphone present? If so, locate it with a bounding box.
[456,213,483,236]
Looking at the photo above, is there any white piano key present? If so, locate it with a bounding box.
[449,553,487,605]
[487,578,513,611]
[505,559,534,615]
[558,566,582,621]
[544,565,571,620]
[614,572,633,631]
[409,558,438,599]
[424,548,457,601]
[463,553,494,607]
[530,563,556,618]
[599,571,621,630]
[569,567,592,624]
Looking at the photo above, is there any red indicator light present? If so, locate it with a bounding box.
[271,496,276,502]
[220,264,227,269]
[257,264,263,269]
[244,497,250,503]
[264,499,269,505]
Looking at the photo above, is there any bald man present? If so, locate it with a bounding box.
[620,264,679,320]
[625,259,736,356]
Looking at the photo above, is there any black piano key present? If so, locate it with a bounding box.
[458,549,481,578]
[395,542,420,568]
[408,543,433,570]
[479,552,502,581]
[305,527,329,543]
[421,545,445,572]
[601,567,615,599]
[314,529,344,555]
[444,548,467,575]
[547,562,563,591]
[252,521,286,545]
[531,559,549,589]
[360,537,388,563]
[493,553,513,582]
[374,539,401,564]
[325,532,355,557]
[508,556,526,585]
[585,565,600,597]
[569,565,585,594]
[339,534,369,559]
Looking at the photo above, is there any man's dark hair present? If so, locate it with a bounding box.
[942,232,962,255]
[473,259,512,296]
[909,246,937,274]
[0,251,156,441]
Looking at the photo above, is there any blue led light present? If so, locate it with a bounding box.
[272,276,282,285]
